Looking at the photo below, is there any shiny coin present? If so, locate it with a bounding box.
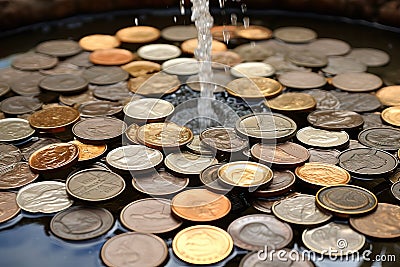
[376,85,400,106]
[316,185,378,217]
[200,164,232,193]
[322,56,367,75]
[0,96,42,115]
[273,194,332,225]
[230,62,275,78]
[295,162,350,187]
[69,140,107,162]
[29,106,80,132]
[0,162,38,189]
[124,123,140,144]
[72,117,127,144]
[302,222,365,255]
[303,89,340,110]
[252,170,296,198]
[29,143,79,173]
[116,26,161,43]
[391,181,400,201]
[137,44,181,61]
[274,26,317,43]
[66,169,125,201]
[251,142,310,168]
[381,106,400,127]
[350,203,400,239]
[181,38,227,55]
[106,145,163,172]
[161,25,197,41]
[173,225,233,265]
[308,148,340,165]
[12,52,58,70]
[0,118,35,143]
[277,71,326,89]
[121,60,161,77]
[228,214,293,250]
[161,58,199,75]
[0,143,22,168]
[332,91,381,113]
[296,126,349,149]
[120,198,182,233]
[50,206,114,240]
[10,71,44,96]
[211,51,243,68]
[266,92,316,112]
[36,39,81,57]
[332,72,382,92]
[101,232,168,267]
[358,127,400,151]
[59,90,95,107]
[164,152,218,175]
[235,25,273,40]
[240,249,313,267]
[226,77,283,99]
[307,38,351,56]
[200,127,248,153]
[308,110,364,132]
[186,135,214,155]
[89,48,134,65]
[171,188,231,221]
[79,34,120,51]
[346,47,390,67]
[287,50,327,68]
[39,74,88,94]
[338,148,398,177]
[92,82,131,101]
[78,100,123,117]
[233,42,275,62]
[124,98,174,124]
[16,181,73,213]
[82,66,129,85]
[129,72,180,96]
[218,161,273,188]
[0,192,20,223]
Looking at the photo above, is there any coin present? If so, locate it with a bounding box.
[29,106,80,132]
[36,39,81,57]
[200,163,232,193]
[211,25,239,42]
[251,142,310,168]
[346,47,390,67]
[78,100,123,117]
[164,152,218,175]
[132,169,188,196]
[123,98,174,124]
[64,52,93,68]
[218,161,273,188]
[235,25,273,40]
[234,42,275,62]
[120,198,182,233]
[124,123,140,144]
[39,74,88,94]
[296,126,350,149]
[231,62,275,78]
[92,82,131,101]
[101,232,168,267]
[173,225,233,264]
[362,113,385,129]
[0,96,42,115]
[228,214,293,250]
[12,52,58,70]
[308,148,340,165]
[391,181,400,201]
[116,26,161,43]
[302,222,365,255]
[295,162,350,187]
[240,249,313,267]
[186,134,214,155]
[16,181,73,213]
[106,145,163,172]
[10,71,44,96]
[332,91,381,113]
[0,192,20,223]
[211,51,243,68]
[20,137,60,160]
[358,127,400,151]
[72,117,127,144]
[322,56,367,75]
[0,67,26,84]
[235,113,297,143]
[303,89,340,110]
[200,127,248,153]
[266,92,317,112]
[0,118,35,143]
[171,188,231,221]
[89,48,134,65]
[332,72,383,92]
[0,82,10,97]
[274,26,317,43]
[316,185,378,217]
[121,60,160,77]
[69,139,107,162]
[161,58,199,75]
[307,38,351,56]
[376,85,400,106]
[226,77,283,99]
[79,34,120,51]
[389,169,400,184]
[161,25,198,41]
[252,170,296,198]
[59,90,96,107]
[252,192,299,213]
[181,38,227,54]
[338,148,398,177]
[82,66,129,85]
[264,54,310,74]
[277,71,326,89]
[307,110,364,132]
[381,106,400,127]
[40,62,82,78]
[137,44,181,61]
[350,203,400,239]
[0,162,38,189]
[186,72,230,93]
[287,50,327,68]
[0,143,22,168]
[129,72,180,96]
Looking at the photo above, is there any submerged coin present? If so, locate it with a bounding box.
[295,162,350,187]
[322,56,367,75]
[79,34,120,51]
[302,89,340,110]
[308,110,364,131]
[20,137,60,160]
[296,126,349,149]
[277,71,326,89]
[0,192,20,223]
[381,106,400,127]
[287,50,327,68]
[12,52,58,70]
[233,42,275,62]
[186,72,230,93]
[0,143,22,168]
[36,39,81,57]
[200,127,248,153]
[332,91,381,113]
[124,123,140,144]
[307,38,351,56]
[0,162,38,189]
[164,152,218,175]
[211,25,239,42]
[82,66,129,85]
[124,98,174,123]
[266,92,316,112]
[274,26,317,43]
[252,170,296,198]
[200,164,232,193]
[0,118,35,143]
[29,106,80,132]
[92,82,131,101]
[161,25,198,41]
[226,77,283,99]
[89,48,134,65]
[181,38,227,55]
[346,47,390,67]
[78,101,123,117]
[308,148,340,165]
[235,25,273,40]
[358,127,400,151]
[376,85,400,106]
[59,90,95,107]
[212,51,243,68]
[332,72,382,92]
[116,26,161,43]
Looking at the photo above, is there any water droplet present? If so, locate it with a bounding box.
[134,17,139,26]
[231,13,238,26]
[223,29,231,44]
[180,0,185,15]
[219,0,225,8]
[243,17,250,28]
[173,16,177,23]
[241,3,247,13]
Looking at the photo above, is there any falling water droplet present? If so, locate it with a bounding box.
[223,29,231,44]
[243,16,250,28]
[134,17,139,26]
[180,0,185,15]
[241,3,247,13]
[219,0,225,8]
[173,16,177,23]
[231,13,238,26]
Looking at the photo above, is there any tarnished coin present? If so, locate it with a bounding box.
[120,198,182,233]
[391,181,400,201]
[124,123,140,144]
[233,42,275,62]
[181,38,227,55]
[274,26,317,43]
[332,72,382,92]
[322,56,367,75]
[316,185,378,217]
[92,82,131,101]
[89,48,134,65]
[338,148,398,177]
[12,52,58,70]
[69,140,107,162]
[161,58,199,75]
[50,206,114,240]
[41,63,84,78]
[277,71,326,89]
[39,74,88,94]
[79,34,120,51]
[16,181,73,213]
[350,203,400,239]
[20,137,60,160]
[287,50,327,68]
[36,39,81,57]
[0,82,10,97]
[161,25,198,41]
[376,85,400,106]
[230,62,275,78]
[308,148,340,165]
[171,188,231,221]
[362,113,385,129]
[124,98,174,124]
[0,162,38,189]
[211,51,243,68]
[72,117,127,144]
[252,170,296,198]
[10,71,44,96]
[64,52,93,68]
[59,90,95,107]
[303,89,340,110]
[266,92,316,112]
[121,60,160,77]
[302,222,365,255]
[29,106,80,132]
[251,142,310,168]
[101,232,168,267]
[0,67,26,84]
[66,169,125,201]
[228,214,293,250]
[78,100,123,117]
[235,25,273,40]
[273,194,332,225]
[116,26,161,43]
[389,169,400,184]
[186,135,214,155]
[0,192,20,223]
[173,225,233,265]
[0,96,42,115]
[129,72,180,96]
[83,66,129,85]
[358,127,400,151]
[0,118,35,143]
[106,145,163,172]
[295,162,350,187]
[332,91,381,113]
[200,164,232,193]
[240,249,313,267]
[164,152,218,175]
[307,38,351,56]
[226,77,283,99]
[346,47,390,67]
[381,106,400,127]
[296,126,349,149]
[308,110,364,132]
[200,127,248,153]
[0,143,22,168]
[137,44,181,61]
[28,143,79,173]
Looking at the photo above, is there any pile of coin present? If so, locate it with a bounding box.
[0,21,399,267]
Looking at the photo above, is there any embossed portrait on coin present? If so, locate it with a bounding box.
[341,151,386,171]
[184,231,226,256]
[58,210,101,234]
[240,222,285,246]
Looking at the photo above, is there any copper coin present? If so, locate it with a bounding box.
[252,170,296,198]
[381,106,400,127]
[0,162,38,189]
[171,188,231,221]
[120,198,182,233]
[358,127,400,151]
[186,135,214,155]
[303,89,340,110]
[308,110,364,131]
[50,206,114,240]
[240,249,313,267]
[36,39,81,57]
[39,74,88,94]
[316,185,378,217]
[376,85,400,106]
[161,25,198,41]
[101,232,168,267]
[12,52,58,70]
[59,90,96,107]
[226,77,283,99]
[72,117,127,144]
[322,56,367,75]
[124,123,140,144]
[69,140,107,162]
[231,62,275,78]
[307,38,351,56]
[92,82,131,102]
[20,137,60,160]
[287,50,327,68]
[132,169,188,196]
[346,47,390,67]
[10,71,44,96]
[295,162,350,187]
[89,48,134,65]
[0,96,42,115]
[82,66,129,85]
[266,92,317,112]
[277,71,326,89]
[29,106,80,132]
[391,181,400,201]
[228,214,293,250]
[128,72,180,96]
[29,143,79,173]
[235,25,273,40]
[200,127,248,153]
[274,26,317,43]
[123,98,174,124]
[332,72,383,92]
[137,44,181,61]
[0,143,22,168]
[78,100,123,117]
[116,26,161,43]
[211,25,240,42]
[79,34,121,51]
[0,192,20,223]
[181,38,227,54]
[164,152,218,176]
[161,58,199,75]
[308,148,340,165]
[251,142,310,168]
[350,203,400,239]
[332,91,381,113]
[0,118,35,143]
[200,163,232,193]
[211,51,243,68]
[121,60,160,77]
[296,126,349,149]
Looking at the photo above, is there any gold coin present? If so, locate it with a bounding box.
[69,140,107,162]
[235,25,273,40]
[79,34,120,51]
[121,60,160,77]
[116,26,160,43]
[266,92,317,112]
[172,225,233,265]
[181,38,227,55]
[295,162,350,187]
[381,106,400,127]
[226,77,283,99]
[29,106,80,132]
[375,85,400,106]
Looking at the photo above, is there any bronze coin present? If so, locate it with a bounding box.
[0,143,22,168]
[274,26,317,43]
[181,38,227,55]
[0,162,38,189]
[39,74,88,94]
[36,39,81,57]
[296,126,350,149]
[29,143,79,173]
[128,72,180,96]
[161,25,198,41]
[240,249,313,267]
[101,232,168,267]
[0,118,35,143]
[350,203,400,239]
[251,142,310,168]
[0,192,20,223]
[124,123,140,144]
[50,206,114,240]
[277,71,326,89]
[10,71,45,96]
[295,162,350,187]
[72,117,127,144]
[266,92,317,113]
[29,106,80,132]
[346,47,390,67]
[89,48,134,65]
[116,26,161,43]
[211,25,240,42]
[120,198,182,233]
[121,60,161,77]
[20,137,60,161]
[200,127,248,153]
[200,163,232,193]
[78,100,123,117]
[308,148,340,165]
[307,38,351,56]
[308,110,364,132]
[228,214,293,250]
[12,52,58,70]
[332,72,383,92]
[391,181,400,201]
[252,170,296,198]
[92,82,131,102]
[79,34,121,51]
[226,77,283,99]
[82,66,129,85]
[165,152,218,176]
[235,25,273,40]
[0,96,42,115]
